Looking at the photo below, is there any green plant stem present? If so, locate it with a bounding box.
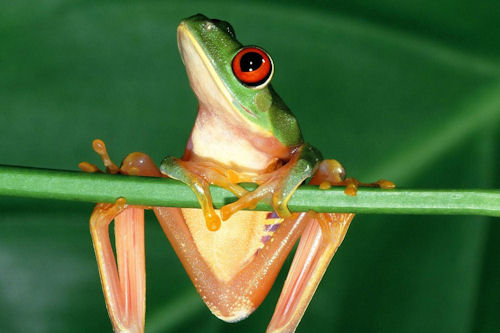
[0,165,498,217]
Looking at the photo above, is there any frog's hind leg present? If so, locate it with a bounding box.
[90,200,146,333]
[83,140,161,333]
[267,159,394,331]
[267,212,354,332]
[267,159,355,332]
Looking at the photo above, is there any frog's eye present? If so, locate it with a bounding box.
[232,47,273,88]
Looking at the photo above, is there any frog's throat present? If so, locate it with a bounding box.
[177,22,272,139]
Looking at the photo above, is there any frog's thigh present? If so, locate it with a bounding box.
[267,212,354,333]
[90,202,146,333]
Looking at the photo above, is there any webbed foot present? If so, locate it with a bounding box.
[312,159,395,196]
[80,139,160,177]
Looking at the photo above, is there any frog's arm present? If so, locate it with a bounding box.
[221,143,322,219]
[160,142,322,228]
[159,157,250,230]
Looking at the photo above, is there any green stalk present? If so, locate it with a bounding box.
[0,165,498,217]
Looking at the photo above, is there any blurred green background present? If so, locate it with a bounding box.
[1,1,499,332]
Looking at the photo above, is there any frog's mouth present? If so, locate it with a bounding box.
[177,23,233,112]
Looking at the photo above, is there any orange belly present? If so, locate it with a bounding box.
[181,208,282,282]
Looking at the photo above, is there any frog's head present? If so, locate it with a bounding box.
[177,14,302,147]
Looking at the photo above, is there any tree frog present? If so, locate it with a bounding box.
[81,14,393,333]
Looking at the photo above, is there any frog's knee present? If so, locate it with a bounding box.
[159,156,180,176]
[300,143,323,165]
[272,198,292,218]
[121,152,161,177]
[322,160,346,182]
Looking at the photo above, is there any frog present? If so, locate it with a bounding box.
[81,14,393,333]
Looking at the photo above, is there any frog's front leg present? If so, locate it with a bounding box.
[220,143,322,220]
[159,157,249,231]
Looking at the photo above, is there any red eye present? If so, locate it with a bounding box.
[232,47,273,87]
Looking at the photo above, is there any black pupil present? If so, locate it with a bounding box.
[240,52,263,72]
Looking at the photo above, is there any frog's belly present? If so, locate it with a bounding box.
[181,208,282,282]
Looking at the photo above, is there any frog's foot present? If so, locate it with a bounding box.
[79,139,161,177]
[311,159,395,196]
[79,139,120,174]
[335,177,395,196]
[220,144,322,221]
[160,156,249,231]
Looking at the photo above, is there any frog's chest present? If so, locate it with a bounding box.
[188,109,277,171]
